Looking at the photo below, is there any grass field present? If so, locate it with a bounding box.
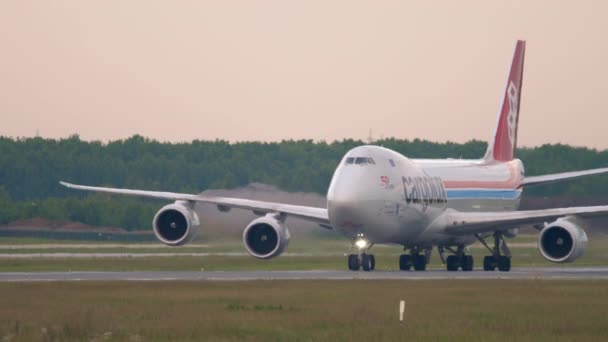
[2,234,608,272]
[2,235,608,341]
[0,280,607,341]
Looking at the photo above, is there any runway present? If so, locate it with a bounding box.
[2,267,608,282]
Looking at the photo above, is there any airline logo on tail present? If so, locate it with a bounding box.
[485,40,525,162]
[506,81,519,146]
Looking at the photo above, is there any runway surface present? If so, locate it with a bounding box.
[2,267,608,282]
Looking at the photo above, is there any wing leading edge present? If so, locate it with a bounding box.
[443,205,608,236]
[60,181,329,224]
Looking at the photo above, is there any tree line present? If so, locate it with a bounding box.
[1,135,608,230]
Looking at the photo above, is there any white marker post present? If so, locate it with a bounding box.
[399,300,405,324]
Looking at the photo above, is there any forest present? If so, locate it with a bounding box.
[1,135,608,230]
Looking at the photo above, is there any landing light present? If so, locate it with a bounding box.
[355,239,368,249]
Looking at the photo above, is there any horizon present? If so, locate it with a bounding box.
[3,132,606,152]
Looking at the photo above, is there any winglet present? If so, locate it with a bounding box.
[59,181,73,188]
[484,40,526,162]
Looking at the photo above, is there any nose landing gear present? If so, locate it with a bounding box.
[347,253,375,271]
[347,235,375,271]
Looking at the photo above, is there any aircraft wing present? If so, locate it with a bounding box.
[521,167,608,187]
[443,206,608,236]
[60,181,329,224]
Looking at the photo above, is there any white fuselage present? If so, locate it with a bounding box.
[327,145,524,248]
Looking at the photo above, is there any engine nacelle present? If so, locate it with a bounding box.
[538,217,588,263]
[152,201,200,246]
[243,215,291,259]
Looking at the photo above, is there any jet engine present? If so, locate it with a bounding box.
[152,201,200,246]
[243,215,291,259]
[538,217,588,263]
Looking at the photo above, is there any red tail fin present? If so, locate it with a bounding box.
[484,40,526,162]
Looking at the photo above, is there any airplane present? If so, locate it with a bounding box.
[61,40,608,272]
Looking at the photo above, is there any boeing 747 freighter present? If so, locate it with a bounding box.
[62,41,608,272]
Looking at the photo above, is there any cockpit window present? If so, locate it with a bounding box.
[347,157,375,165]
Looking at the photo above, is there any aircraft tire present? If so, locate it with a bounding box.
[446,255,459,271]
[483,256,495,271]
[413,254,426,271]
[369,254,376,270]
[498,256,511,272]
[348,254,360,271]
[399,254,412,271]
[361,253,373,271]
[462,255,474,271]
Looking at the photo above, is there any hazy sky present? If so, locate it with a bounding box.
[1,1,607,148]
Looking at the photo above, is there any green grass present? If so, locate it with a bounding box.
[2,234,608,271]
[1,250,608,272]
[0,280,607,341]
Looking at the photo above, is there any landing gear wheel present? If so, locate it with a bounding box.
[362,254,374,271]
[462,255,474,271]
[399,254,412,271]
[348,254,360,271]
[413,254,427,271]
[369,255,376,271]
[476,232,512,272]
[446,255,459,271]
[483,256,496,271]
[497,256,511,272]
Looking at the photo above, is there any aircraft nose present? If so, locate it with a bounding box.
[327,172,364,203]
[327,171,371,227]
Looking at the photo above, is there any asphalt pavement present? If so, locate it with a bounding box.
[2,267,608,282]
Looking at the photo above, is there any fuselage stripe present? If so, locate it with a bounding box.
[446,189,522,200]
[442,162,523,190]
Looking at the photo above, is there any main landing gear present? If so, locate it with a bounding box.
[347,234,375,271]
[399,247,431,271]
[476,232,512,272]
[439,246,474,271]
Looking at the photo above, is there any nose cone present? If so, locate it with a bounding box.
[327,164,374,232]
[327,163,368,204]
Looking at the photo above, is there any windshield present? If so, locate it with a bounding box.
[345,157,375,165]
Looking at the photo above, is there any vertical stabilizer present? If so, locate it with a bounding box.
[484,40,526,162]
